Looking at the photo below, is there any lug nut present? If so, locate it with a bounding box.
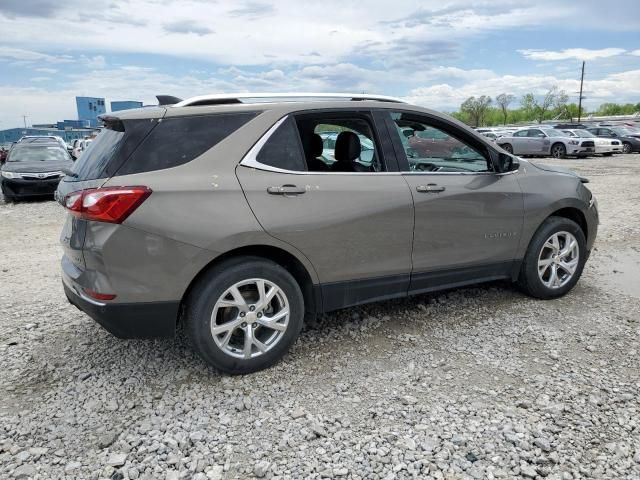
[241,322,247,328]
[240,312,246,317]
[249,305,255,311]
[252,323,257,328]
[257,312,262,318]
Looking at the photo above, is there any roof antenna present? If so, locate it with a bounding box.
[156,95,183,106]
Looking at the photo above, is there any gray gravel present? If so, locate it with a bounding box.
[1,154,640,479]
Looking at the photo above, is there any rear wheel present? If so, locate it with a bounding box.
[186,256,304,374]
[622,142,632,154]
[517,217,586,299]
[551,143,566,159]
[501,143,513,154]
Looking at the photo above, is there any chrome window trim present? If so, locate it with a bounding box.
[239,115,512,177]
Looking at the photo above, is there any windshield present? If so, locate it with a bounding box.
[8,146,70,162]
[612,127,634,136]
[544,129,566,137]
[566,130,591,138]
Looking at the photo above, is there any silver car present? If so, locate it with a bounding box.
[56,93,598,374]
[563,129,622,156]
[497,127,595,158]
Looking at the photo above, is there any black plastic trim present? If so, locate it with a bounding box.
[64,283,178,339]
[318,261,517,312]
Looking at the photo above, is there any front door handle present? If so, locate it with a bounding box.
[267,184,307,195]
[416,184,445,193]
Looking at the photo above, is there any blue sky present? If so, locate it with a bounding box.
[0,0,639,127]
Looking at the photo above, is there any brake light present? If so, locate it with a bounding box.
[64,186,152,223]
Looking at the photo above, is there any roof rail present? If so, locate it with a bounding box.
[173,92,406,107]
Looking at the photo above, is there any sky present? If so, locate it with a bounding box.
[0,0,639,127]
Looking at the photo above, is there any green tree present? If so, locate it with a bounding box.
[460,95,493,127]
[496,93,515,125]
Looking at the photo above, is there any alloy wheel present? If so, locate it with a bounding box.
[622,143,632,154]
[537,231,579,289]
[551,144,565,158]
[210,278,289,359]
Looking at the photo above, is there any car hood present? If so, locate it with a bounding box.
[531,162,589,183]
[1,159,73,173]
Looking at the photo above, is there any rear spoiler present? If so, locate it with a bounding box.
[157,95,183,106]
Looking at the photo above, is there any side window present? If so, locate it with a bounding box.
[256,117,307,171]
[117,112,258,176]
[513,130,527,138]
[296,115,384,172]
[528,129,544,137]
[390,112,492,173]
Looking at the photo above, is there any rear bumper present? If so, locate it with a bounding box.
[63,278,178,339]
[1,177,61,197]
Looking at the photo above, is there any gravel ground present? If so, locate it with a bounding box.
[1,154,639,480]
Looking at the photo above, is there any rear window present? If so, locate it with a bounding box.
[116,112,258,176]
[70,112,257,180]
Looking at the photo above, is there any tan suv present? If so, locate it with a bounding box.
[57,93,598,374]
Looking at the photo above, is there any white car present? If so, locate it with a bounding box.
[72,139,92,159]
[563,129,622,156]
[497,127,595,158]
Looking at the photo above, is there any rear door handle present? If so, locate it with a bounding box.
[267,184,307,195]
[416,184,445,193]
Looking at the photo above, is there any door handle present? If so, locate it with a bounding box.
[267,184,307,195]
[416,184,445,193]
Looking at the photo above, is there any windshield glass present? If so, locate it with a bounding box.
[8,146,70,162]
[544,129,566,137]
[567,130,591,138]
[612,127,633,136]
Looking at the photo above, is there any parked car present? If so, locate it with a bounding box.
[587,127,640,154]
[17,135,67,150]
[56,92,598,374]
[563,129,621,156]
[1,144,72,202]
[497,127,594,158]
[72,139,92,159]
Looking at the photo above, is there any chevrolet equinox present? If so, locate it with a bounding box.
[57,93,598,374]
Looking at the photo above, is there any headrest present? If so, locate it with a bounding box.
[310,133,323,158]
[334,131,361,162]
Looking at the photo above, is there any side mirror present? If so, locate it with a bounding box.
[497,153,519,173]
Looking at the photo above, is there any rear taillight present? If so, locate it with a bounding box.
[83,289,117,301]
[64,186,152,224]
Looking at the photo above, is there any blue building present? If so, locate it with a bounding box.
[0,127,98,145]
[111,100,143,112]
[76,96,106,127]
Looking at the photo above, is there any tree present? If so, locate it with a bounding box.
[460,95,493,127]
[534,86,559,123]
[553,89,569,117]
[520,93,536,121]
[496,93,515,125]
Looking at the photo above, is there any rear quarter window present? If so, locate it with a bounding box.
[116,112,258,176]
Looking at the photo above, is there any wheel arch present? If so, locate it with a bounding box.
[179,244,320,327]
[548,207,588,240]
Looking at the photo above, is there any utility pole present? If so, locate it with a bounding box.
[22,115,29,129]
[577,61,585,122]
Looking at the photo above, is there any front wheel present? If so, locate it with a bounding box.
[186,256,304,374]
[551,143,566,159]
[622,142,632,154]
[517,217,587,299]
[501,143,513,154]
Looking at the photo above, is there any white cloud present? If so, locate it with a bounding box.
[630,49,640,56]
[518,48,627,61]
[405,69,640,110]
[0,46,73,64]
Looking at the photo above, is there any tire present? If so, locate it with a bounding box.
[550,143,566,159]
[517,216,587,299]
[622,142,632,154]
[186,256,304,374]
[2,194,15,203]
[501,143,513,154]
